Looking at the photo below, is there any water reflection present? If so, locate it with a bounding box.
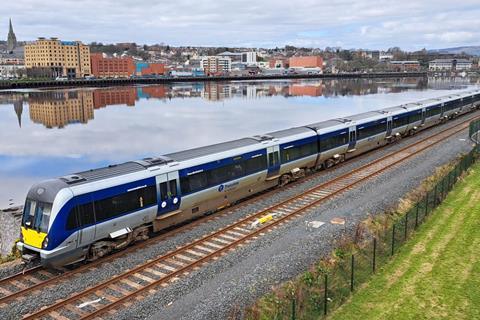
[0,77,478,208]
[1,77,435,129]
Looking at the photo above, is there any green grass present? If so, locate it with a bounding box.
[329,163,480,320]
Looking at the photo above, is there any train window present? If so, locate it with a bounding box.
[180,172,208,194]
[138,185,157,206]
[77,203,95,227]
[94,188,147,222]
[268,152,279,167]
[66,208,78,230]
[159,182,169,201]
[426,106,441,117]
[409,112,422,123]
[393,116,409,128]
[357,122,386,140]
[168,180,177,197]
[207,165,229,186]
[245,155,267,174]
[320,133,348,151]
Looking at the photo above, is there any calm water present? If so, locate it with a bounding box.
[0,77,478,208]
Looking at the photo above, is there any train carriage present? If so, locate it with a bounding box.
[17,89,480,268]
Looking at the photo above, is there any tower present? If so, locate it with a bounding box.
[7,18,17,53]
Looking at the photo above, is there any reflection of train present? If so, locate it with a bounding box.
[18,89,480,268]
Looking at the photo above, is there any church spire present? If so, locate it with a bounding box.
[7,18,17,53]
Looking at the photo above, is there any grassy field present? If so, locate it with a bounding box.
[330,163,480,320]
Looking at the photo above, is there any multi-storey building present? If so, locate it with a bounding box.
[24,37,91,78]
[289,56,323,69]
[200,56,231,75]
[429,59,473,71]
[90,53,135,78]
[28,91,94,128]
[241,52,257,65]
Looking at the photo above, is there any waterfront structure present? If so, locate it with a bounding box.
[90,53,135,78]
[24,38,91,78]
[135,61,166,76]
[6,19,17,53]
[28,91,94,128]
[389,60,421,72]
[241,52,257,65]
[289,56,323,69]
[428,59,473,71]
[200,56,231,75]
[269,57,289,69]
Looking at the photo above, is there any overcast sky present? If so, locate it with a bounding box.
[2,0,480,50]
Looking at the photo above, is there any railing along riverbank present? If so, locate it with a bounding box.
[0,72,427,90]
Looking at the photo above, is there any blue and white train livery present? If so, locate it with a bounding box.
[17,89,480,268]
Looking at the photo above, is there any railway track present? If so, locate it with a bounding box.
[18,116,476,320]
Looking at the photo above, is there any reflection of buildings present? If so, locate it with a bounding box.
[14,100,22,127]
[28,91,94,128]
[93,87,137,109]
[289,84,323,97]
[202,83,232,101]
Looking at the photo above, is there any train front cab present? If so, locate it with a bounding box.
[17,198,52,263]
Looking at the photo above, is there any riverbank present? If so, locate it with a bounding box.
[0,72,426,90]
[330,161,480,320]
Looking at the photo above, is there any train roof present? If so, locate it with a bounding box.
[266,126,314,138]
[57,161,147,186]
[305,119,347,131]
[165,137,260,162]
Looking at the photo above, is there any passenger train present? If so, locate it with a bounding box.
[18,89,480,268]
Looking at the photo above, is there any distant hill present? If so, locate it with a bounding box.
[428,46,480,56]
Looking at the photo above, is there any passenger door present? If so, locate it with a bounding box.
[266,146,280,178]
[76,200,96,248]
[386,117,393,137]
[156,172,181,216]
[347,126,357,152]
[421,108,426,125]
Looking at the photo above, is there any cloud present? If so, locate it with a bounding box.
[1,1,480,50]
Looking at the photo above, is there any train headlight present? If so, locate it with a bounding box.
[42,237,49,249]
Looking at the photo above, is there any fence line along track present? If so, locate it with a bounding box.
[7,111,469,308]
[21,116,476,320]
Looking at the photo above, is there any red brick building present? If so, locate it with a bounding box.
[90,53,135,78]
[135,62,166,76]
[289,56,323,69]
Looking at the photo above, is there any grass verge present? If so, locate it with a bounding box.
[330,162,480,320]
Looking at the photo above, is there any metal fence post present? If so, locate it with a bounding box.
[324,274,328,316]
[425,193,429,216]
[415,204,419,229]
[404,212,408,241]
[350,254,355,292]
[391,224,396,256]
[291,297,296,320]
[372,237,377,273]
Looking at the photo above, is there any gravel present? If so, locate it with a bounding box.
[0,113,477,320]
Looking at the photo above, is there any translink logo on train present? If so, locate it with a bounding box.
[17,89,480,268]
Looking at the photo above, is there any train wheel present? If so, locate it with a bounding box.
[325,159,335,169]
[279,174,291,187]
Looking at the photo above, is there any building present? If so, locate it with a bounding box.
[241,52,257,65]
[0,63,25,79]
[28,91,94,128]
[379,52,394,61]
[216,51,242,62]
[268,57,289,69]
[200,56,231,75]
[6,18,17,53]
[389,60,421,72]
[428,59,473,71]
[289,56,323,69]
[90,53,135,78]
[24,38,91,78]
[135,61,166,76]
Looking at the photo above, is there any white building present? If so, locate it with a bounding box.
[429,59,473,71]
[0,64,25,79]
[379,52,394,61]
[241,52,257,65]
[200,56,232,75]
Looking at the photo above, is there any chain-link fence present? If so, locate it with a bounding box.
[245,120,480,320]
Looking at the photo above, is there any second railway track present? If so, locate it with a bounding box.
[16,114,477,320]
